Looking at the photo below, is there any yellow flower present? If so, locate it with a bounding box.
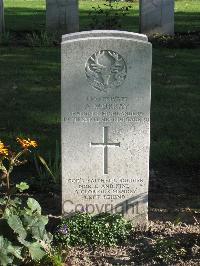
[0,141,9,156]
[16,137,38,149]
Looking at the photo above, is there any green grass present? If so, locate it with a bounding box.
[151,48,200,169]
[4,0,200,32]
[4,0,46,31]
[0,47,60,153]
[175,0,200,32]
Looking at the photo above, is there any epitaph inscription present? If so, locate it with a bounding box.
[62,31,152,224]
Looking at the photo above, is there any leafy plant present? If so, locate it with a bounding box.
[55,212,132,247]
[154,237,187,264]
[34,140,61,184]
[0,137,37,193]
[26,31,60,47]
[39,248,65,266]
[89,1,132,30]
[149,32,200,49]
[0,138,53,265]
[1,196,53,263]
[0,235,22,266]
[0,32,11,46]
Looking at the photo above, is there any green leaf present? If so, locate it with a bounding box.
[0,161,7,173]
[17,236,30,247]
[7,215,27,239]
[0,198,6,205]
[37,155,55,180]
[27,198,41,214]
[16,182,29,192]
[0,236,22,265]
[44,232,53,244]
[28,242,46,261]
[0,252,13,266]
[24,215,48,240]
[3,207,11,218]
[7,245,22,260]
[0,235,5,249]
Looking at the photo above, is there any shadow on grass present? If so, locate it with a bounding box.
[5,6,139,32]
[4,5,200,33]
[175,11,200,32]
[5,7,46,31]
[0,48,60,153]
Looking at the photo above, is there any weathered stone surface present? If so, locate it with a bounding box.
[62,30,148,42]
[139,0,174,35]
[0,0,5,34]
[61,30,152,225]
[46,0,79,33]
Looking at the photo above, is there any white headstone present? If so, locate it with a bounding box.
[0,0,5,34]
[46,0,79,33]
[61,30,152,225]
[140,0,174,35]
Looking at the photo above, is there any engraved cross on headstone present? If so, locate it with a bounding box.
[90,126,120,175]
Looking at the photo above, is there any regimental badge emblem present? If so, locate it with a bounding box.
[85,50,127,92]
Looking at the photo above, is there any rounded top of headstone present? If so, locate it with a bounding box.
[62,30,148,43]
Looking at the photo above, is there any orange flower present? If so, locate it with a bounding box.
[16,137,38,149]
[0,141,9,157]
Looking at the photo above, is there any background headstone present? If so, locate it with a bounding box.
[61,30,152,225]
[46,0,79,33]
[0,0,5,34]
[139,0,174,35]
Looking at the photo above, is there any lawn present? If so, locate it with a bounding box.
[0,47,60,153]
[0,0,200,207]
[4,0,200,32]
